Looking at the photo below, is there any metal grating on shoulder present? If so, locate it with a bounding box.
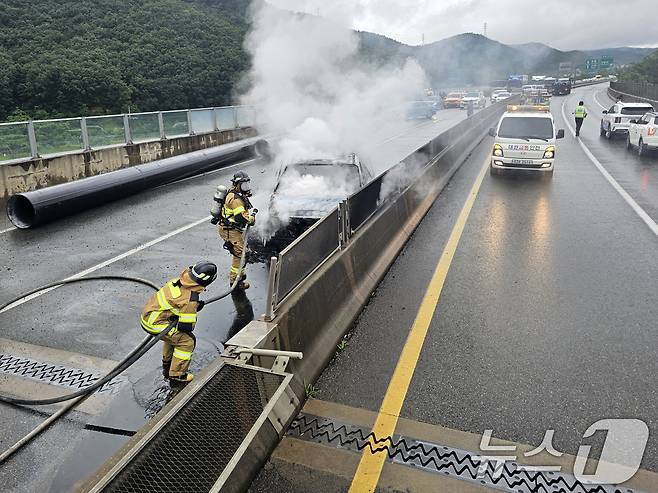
[288,413,644,493]
[0,353,123,393]
[102,364,284,493]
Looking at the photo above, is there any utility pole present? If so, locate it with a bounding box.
[421,33,425,46]
[483,22,488,38]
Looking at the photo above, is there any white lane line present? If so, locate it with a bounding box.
[560,99,658,237]
[0,226,17,235]
[157,158,259,189]
[593,90,610,111]
[0,215,211,313]
[375,119,437,146]
[371,109,466,147]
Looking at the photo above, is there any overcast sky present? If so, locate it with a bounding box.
[268,0,658,50]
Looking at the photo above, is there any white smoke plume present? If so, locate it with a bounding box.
[240,2,429,238]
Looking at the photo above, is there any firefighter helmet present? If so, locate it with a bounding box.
[189,261,217,286]
[232,171,252,196]
[231,171,250,184]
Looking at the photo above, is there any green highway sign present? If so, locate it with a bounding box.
[585,56,614,72]
[600,56,614,69]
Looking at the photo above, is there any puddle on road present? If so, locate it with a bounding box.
[49,288,258,492]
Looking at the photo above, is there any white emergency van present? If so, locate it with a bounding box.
[488,105,565,176]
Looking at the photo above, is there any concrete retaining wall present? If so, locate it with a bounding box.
[0,127,256,208]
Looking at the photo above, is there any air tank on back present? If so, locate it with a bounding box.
[210,185,228,224]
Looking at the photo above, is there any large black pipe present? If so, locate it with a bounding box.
[6,137,270,229]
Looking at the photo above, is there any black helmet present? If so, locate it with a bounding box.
[189,261,217,286]
[232,170,252,196]
[231,171,250,184]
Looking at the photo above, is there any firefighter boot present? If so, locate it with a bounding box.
[162,360,171,378]
[169,373,194,384]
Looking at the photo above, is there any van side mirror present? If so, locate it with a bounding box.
[602,110,608,114]
[488,127,496,137]
[556,129,565,139]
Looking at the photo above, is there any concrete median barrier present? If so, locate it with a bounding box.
[269,102,507,386]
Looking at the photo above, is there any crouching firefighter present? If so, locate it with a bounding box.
[140,262,217,383]
[215,171,256,289]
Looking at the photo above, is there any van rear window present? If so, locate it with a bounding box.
[621,107,654,115]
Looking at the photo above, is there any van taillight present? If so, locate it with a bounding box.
[615,117,621,123]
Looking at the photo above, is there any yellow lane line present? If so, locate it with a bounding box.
[348,157,490,492]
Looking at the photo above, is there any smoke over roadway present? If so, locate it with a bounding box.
[239,2,429,238]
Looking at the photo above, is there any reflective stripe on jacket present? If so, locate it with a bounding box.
[221,191,254,228]
[575,106,587,118]
[141,268,204,334]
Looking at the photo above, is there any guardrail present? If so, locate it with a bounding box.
[609,81,658,106]
[0,105,256,165]
[570,77,611,88]
[610,81,658,102]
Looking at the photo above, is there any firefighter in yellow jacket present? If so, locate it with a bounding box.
[219,171,256,289]
[140,262,217,383]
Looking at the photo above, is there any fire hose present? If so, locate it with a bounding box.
[0,225,251,464]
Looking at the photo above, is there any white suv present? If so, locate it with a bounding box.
[461,91,486,109]
[489,105,565,176]
[627,111,658,156]
[600,102,655,139]
[491,90,512,103]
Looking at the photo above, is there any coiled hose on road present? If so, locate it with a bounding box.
[0,226,251,463]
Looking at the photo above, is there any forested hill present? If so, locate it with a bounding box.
[620,49,658,83]
[0,0,250,121]
[1,0,654,122]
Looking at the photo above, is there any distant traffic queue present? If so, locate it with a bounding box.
[491,75,571,96]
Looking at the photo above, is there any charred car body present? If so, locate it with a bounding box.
[257,154,374,249]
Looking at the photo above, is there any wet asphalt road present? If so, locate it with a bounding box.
[0,108,467,492]
[300,83,658,484]
[577,85,658,221]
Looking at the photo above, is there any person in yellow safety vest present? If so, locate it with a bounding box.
[573,101,588,137]
[219,171,256,290]
[140,261,217,383]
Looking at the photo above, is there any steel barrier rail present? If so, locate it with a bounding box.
[610,80,658,102]
[274,207,341,304]
[345,99,507,233]
[572,78,611,88]
[609,81,658,107]
[0,105,257,166]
